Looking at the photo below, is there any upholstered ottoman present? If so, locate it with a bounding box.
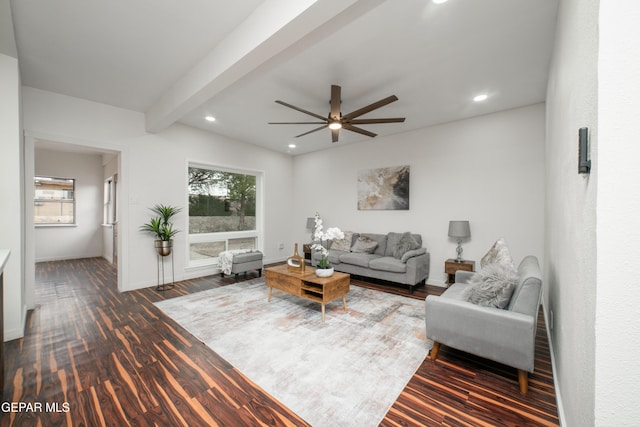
[221,250,263,281]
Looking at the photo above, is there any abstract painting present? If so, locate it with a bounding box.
[357,165,410,210]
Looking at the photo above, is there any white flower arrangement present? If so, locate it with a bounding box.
[311,213,344,269]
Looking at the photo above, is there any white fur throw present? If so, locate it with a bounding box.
[465,263,518,309]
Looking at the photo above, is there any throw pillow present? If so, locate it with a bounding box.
[331,231,353,252]
[400,247,427,263]
[464,263,518,309]
[393,232,421,259]
[351,236,378,254]
[481,238,516,270]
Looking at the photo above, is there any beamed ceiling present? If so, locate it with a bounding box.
[10,0,559,155]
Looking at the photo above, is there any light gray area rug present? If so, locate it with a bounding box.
[154,279,431,427]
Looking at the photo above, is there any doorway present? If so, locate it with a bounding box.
[24,134,126,312]
[104,173,118,266]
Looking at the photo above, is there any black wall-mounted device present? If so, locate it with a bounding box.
[578,127,591,174]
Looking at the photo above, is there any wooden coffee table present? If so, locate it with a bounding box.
[265,264,350,322]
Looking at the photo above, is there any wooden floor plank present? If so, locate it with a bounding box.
[1,258,558,426]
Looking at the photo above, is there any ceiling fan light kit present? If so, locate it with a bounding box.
[268,84,405,143]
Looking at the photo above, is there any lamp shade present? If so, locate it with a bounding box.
[448,221,470,238]
[306,217,315,229]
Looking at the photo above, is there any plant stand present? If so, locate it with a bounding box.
[156,250,175,291]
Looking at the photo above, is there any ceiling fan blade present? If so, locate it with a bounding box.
[275,100,327,121]
[343,124,377,138]
[348,117,406,124]
[268,122,327,125]
[331,128,340,143]
[330,85,341,119]
[295,125,328,138]
[341,95,399,121]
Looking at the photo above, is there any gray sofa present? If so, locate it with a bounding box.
[311,232,430,293]
[425,255,542,394]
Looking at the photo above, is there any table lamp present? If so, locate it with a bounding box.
[306,217,316,242]
[448,220,470,262]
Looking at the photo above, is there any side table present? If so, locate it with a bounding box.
[445,259,475,285]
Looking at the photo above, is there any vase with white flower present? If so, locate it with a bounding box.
[311,213,344,277]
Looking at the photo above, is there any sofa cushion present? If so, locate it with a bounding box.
[464,263,518,309]
[331,231,353,252]
[351,236,379,253]
[481,238,516,270]
[339,252,378,268]
[359,233,387,256]
[438,281,470,301]
[369,256,407,273]
[385,232,422,257]
[385,232,402,257]
[231,251,263,264]
[327,250,347,265]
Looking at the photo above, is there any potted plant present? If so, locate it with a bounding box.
[311,213,344,277]
[140,204,182,256]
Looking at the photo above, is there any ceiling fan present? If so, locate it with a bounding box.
[268,85,405,143]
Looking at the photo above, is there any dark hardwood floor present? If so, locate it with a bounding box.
[2,258,559,426]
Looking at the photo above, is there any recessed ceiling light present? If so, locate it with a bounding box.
[288,143,296,149]
[205,115,216,122]
[473,94,488,102]
[432,0,448,4]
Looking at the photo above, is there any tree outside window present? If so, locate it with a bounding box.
[188,167,256,233]
[188,166,259,264]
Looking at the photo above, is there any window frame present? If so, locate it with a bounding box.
[187,162,263,268]
[34,176,76,226]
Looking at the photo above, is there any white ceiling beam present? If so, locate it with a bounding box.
[0,0,18,57]
[144,0,385,133]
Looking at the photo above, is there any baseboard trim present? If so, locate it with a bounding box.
[427,279,447,288]
[4,304,27,342]
[35,254,103,263]
[542,301,566,426]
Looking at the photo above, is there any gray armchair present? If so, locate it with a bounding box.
[425,255,542,394]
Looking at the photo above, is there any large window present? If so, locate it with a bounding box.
[188,165,260,266]
[34,176,75,225]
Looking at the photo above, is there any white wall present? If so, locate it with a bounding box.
[34,149,104,261]
[595,1,640,425]
[292,103,545,286]
[0,52,25,341]
[545,0,598,424]
[22,87,295,291]
[124,123,294,288]
[547,1,640,425]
